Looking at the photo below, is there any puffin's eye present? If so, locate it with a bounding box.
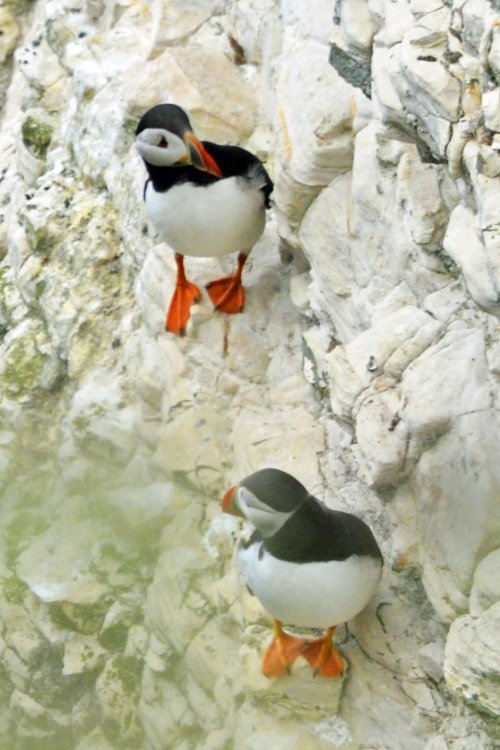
[158,136,168,148]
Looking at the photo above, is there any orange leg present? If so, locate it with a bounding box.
[302,627,344,677]
[262,620,306,678]
[166,254,202,336]
[206,253,247,314]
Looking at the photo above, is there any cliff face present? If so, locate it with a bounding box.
[0,0,499,748]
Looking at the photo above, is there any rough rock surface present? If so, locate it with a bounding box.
[0,0,499,749]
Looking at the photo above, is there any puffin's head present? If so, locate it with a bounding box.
[135,103,222,177]
[221,468,308,537]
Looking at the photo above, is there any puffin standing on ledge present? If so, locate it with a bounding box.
[135,104,273,336]
[222,468,383,678]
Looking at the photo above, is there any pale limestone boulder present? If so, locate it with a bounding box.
[153,401,230,490]
[489,24,500,83]
[326,305,441,419]
[94,654,143,740]
[371,0,415,47]
[78,1,160,79]
[417,641,445,683]
[400,19,460,121]
[396,151,456,249]
[461,0,497,53]
[371,45,409,132]
[355,387,409,489]
[5,629,45,669]
[0,318,62,401]
[281,0,339,45]
[402,410,500,621]
[443,205,500,313]
[340,640,435,750]
[16,521,111,605]
[400,326,491,441]
[126,42,256,143]
[231,402,324,491]
[74,727,115,750]
[102,482,180,530]
[139,669,197,750]
[481,90,500,133]
[276,36,355,186]
[230,0,282,102]
[233,698,324,750]
[62,636,107,675]
[469,549,500,616]
[0,7,19,66]
[273,32,357,238]
[145,545,214,653]
[185,615,240,695]
[340,0,378,53]
[444,603,500,716]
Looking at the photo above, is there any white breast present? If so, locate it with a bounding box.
[145,177,266,258]
[237,542,382,629]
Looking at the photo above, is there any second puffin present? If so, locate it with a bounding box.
[222,468,383,678]
[135,104,273,336]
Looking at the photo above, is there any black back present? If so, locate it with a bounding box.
[243,496,383,565]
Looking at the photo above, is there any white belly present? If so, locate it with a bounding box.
[145,177,266,258]
[238,542,382,628]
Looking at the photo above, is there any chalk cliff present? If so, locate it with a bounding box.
[0,0,499,748]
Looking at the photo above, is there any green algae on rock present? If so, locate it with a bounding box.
[21,116,53,160]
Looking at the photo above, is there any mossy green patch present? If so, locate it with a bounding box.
[21,117,53,160]
[24,220,56,256]
[111,655,143,694]
[49,601,109,635]
[1,338,46,397]
[1,575,29,605]
[123,117,139,137]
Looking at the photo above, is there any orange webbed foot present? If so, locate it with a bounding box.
[302,627,344,678]
[206,275,245,314]
[262,621,306,678]
[206,252,248,314]
[166,280,202,336]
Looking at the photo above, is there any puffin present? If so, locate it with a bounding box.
[221,468,383,678]
[135,103,273,336]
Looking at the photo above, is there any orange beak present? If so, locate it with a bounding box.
[184,132,223,178]
[221,485,242,516]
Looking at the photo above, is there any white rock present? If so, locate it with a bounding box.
[62,637,107,675]
[74,727,115,750]
[95,654,142,738]
[139,669,195,750]
[407,410,500,619]
[469,549,500,616]
[6,629,45,667]
[444,603,500,715]
[401,326,491,440]
[103,482,180,530]
[417,641,445,683]
[145,545,214,652]
[340,0,377,52]
[231,403,324,492]
[16,522,111,605]
[355,387,409,489]
[281,0,340,45]
[10,688,45,719]
[482,89,500,133]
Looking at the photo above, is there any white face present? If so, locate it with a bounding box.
[236,486,293,538]
[135,127,188,167]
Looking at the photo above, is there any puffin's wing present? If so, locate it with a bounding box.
[202,142,273,206]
